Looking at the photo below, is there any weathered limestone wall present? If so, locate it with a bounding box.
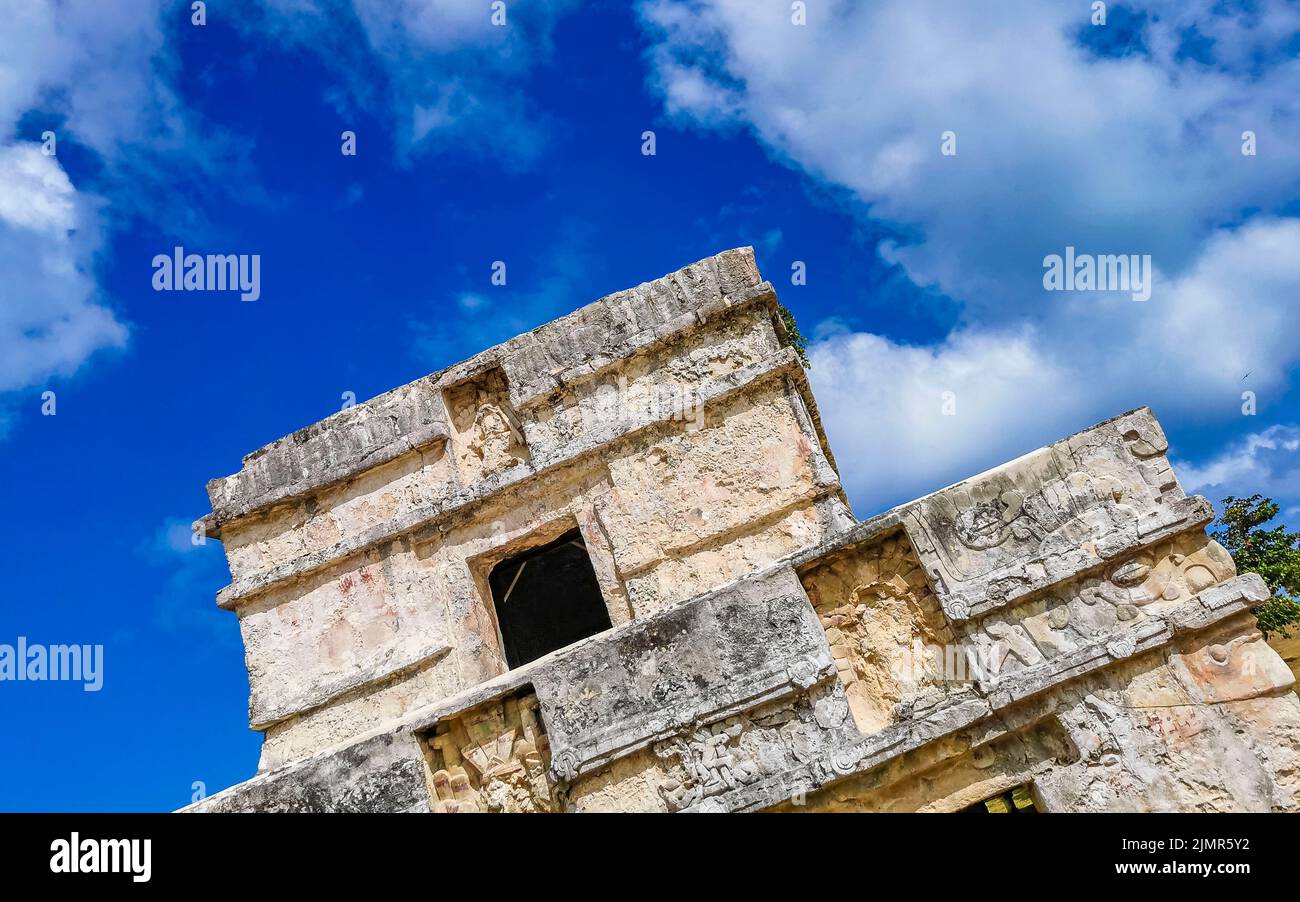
[187,249,1298,813]
[788,613,1300,812]
[200,248,848,772]
[800,533,955,735]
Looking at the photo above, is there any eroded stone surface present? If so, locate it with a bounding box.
[800,532,956,734]
[423,691,555,813]
[184,249,1298,813]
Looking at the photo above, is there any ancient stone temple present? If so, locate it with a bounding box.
[186,248,1300,813]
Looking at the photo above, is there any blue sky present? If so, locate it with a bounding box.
[0,0,1297,811]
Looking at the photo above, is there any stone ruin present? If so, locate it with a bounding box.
[186,248,1300,813]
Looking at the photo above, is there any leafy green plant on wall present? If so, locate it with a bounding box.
[778,303,809,369]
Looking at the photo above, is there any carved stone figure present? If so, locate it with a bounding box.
[654,718,761,811]
[427,695,555,813]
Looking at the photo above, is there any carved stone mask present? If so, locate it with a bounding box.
[1108,556,1153,588]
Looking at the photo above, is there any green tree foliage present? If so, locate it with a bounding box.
[777,303,809,369]
[1211,495,1300,638]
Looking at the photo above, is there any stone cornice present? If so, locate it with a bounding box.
[201,247,770,535]
[217,345,817,609]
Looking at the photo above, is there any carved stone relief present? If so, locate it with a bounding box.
[904,412,1204,623]
[654,717,761,811]
[1092,532,1235,611]
[962,530,1238,683]
[909,446,1099,583]
[650,693,835,812]
[425,693,556,813]
[443,367,530,482]
[800,533,958,735]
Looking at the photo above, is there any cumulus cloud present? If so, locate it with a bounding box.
[642,0,1300,305]
[0,0,581,406]
[0,1,187,164]
[0,0,249,214]
[0,144,127,392]
[0,0,230,397]
[640,0,1300,510]
[0,0,272,400]
[1176,425,1300,503]
[810,325,1087,509]
[810,215,1300,509]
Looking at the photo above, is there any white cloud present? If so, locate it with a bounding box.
[1147,219,1300,396]
[810,326,1086,509]
[0,144,77,232]
[0,1,202,167]
[0,144,126,392]
[640,0,1300,510]
[809,217,1300,508]
[0,0,264,400]
[642,0,1300,307]
[0,0,581,403]
[1177,425,1300,501]
[0,0,217,397]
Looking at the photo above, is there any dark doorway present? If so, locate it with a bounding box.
[489,528,612,669]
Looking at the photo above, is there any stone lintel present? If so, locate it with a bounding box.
[402,566,832,784]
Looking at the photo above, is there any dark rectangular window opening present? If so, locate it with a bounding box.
[489,528,612,669]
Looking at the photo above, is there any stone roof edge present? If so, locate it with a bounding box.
[198,247,769,537]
